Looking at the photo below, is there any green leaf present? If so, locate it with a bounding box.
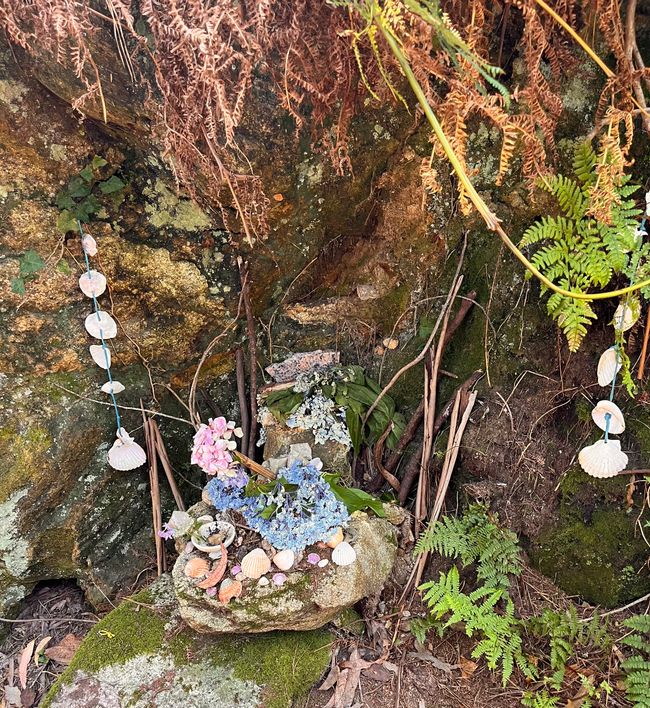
[259,504,277,520]
[55,192,75,210]
[79,165,94,182]
[56,259,72,275]
[99,175,126,194]
[345,407,362,456]
[75,195,101,220]
[67,176,92,199]
[324,475,386,516]
[11,277,25,295]
[91,155,108,169]
[56,209,78,234]
[19,250,45,276]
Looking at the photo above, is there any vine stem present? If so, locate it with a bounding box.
[375,16,650,302]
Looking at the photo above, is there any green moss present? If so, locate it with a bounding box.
[529,468,650,607]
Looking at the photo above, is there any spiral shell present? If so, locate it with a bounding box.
[578,439,628,478]
[184,557,209,578]
[85,311,117,339]
[79,270,106,298]
[89,344,111,369]
[332,541,357,566]
[591,400,625,434]
[241,548,271,579]
[107,428,147,471]
[272,549,295,571]
[597,347,621,387]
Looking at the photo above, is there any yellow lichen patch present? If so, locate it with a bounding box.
[170,350,235,388]
[143,179,212,231]
[0,426,53,502]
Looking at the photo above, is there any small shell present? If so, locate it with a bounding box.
[326,528,344,549]
[82,234,97,256]
[258,576,270,587]
[307,553,320,565]
[332,542,357,567]
[191,520,236,555]
[272,549,295,571]
[85,311,117,339]
[591,400,625,434]
[101,381,125,394]
[578,439,628,478]
[613,299,640,332]
[318,559,329,568]
[219,578,243,604]
[107,428,147,471]
[90,344,111,369]
[597,347,621,387]
[272,573,287,586]
[184,557,209,579]
[241,548,271,579]
[79,270,107,298]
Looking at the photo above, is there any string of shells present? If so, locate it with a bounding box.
[578,345,628,478]
[78,227,146,472]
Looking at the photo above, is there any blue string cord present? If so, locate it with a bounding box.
[78,220,122,433]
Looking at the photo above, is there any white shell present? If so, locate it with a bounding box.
[190,520,236,555]
[591,400,625,434]
[85,311,117,339]
[79,270,107,298]
[613,300,639,332]
[257,576,270,587]
[101,381,125,394]
[241,548,271,579]
[107,428,147,471]
[326,528,344,549]
[332,541,357,567]
[272,549,295,571]
[82,234,97,256]
[597,347,621,387]
[578,439,628,478]
[318,559,329,568]
[89,344,111,369]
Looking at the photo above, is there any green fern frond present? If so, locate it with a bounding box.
[621,614,650,707]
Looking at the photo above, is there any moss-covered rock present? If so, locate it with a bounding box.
[528,469,650,607]
[43,576,332,708]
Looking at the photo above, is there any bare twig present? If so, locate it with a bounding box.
[638,305,650,380]
[142,404,165,576]
[236,347,250,456]
[234,451,275,480]
[372,423,401,492]
[239,258,258,455]
[150,419,186,512]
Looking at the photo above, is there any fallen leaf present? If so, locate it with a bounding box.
[361,664,393,682]
[383,338,399,350]
[319,664,340,692]
[33,637,52,667]
[45,634,83,665]
[4,686,21,708]
[458,656,478,679]
[408,651,459,674]
[18,641,35,689]
[20,688,36,707]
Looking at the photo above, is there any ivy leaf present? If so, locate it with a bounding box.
[19,250,45,276]
[75,195,101,220]
[56,209,77,234]
[79,165,94,182]
[56,192,75,210]
[67,176,91,199]
[11,277,25,294]
[91,155,108,169]
[99,176,126,194]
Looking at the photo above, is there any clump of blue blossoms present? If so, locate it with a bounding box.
[206,459,349,552]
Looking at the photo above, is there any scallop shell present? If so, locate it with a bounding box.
[241,548,271,579]
[101,381,125,394]
[591,400,625,434]
[326,528,344,549]
[578,439,628,478]
[89,344,111,369]
[597,347,621,387]
[85,311,117,339]
[107,428,147,471]
[272,573,287,586]
[272,549,295,571]
[218,578,243,604]
[332,541,357,566]
[81,234,97,256]
[184,557,209,579]
[79,270,107,298]
[613,299,640,332]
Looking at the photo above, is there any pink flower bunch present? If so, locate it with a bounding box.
[191,417,243,477]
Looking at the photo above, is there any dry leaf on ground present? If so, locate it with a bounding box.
[44,634,82,665]
[18,641,35,689]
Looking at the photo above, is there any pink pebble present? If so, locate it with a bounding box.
[272,573,287,586]
[205,587,217,597]
[231,565,242,576]
[307,553,320,565]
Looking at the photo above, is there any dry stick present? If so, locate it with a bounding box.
[372,422,401,492]
[398,370,482,505]
[239,258,258,456]
[382,292,477,477]
[234,451,275,481]
[142,405,164,576]
[150,420,186,512]
[638,306,650,380]
[236,347,250,456]
[413,391,478,589]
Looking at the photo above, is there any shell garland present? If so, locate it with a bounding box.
[77,222,146,471]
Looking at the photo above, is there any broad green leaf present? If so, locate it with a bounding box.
[11,277,25,294]
[55,192,75,210]
[56,209,77,234]
[91,155,108,169]
[67,176,91,199]
[345,407,362,456]
[79,165,94,182]
[19,250,45,276]
[99,176,126,194]
[325,476,386,517]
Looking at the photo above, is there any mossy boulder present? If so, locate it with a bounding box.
[528,468,650,607]
[173,505,401,633]
[43,576,332,708]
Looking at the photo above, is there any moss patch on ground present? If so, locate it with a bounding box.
[43,578,332,708]
[529,469,650,607]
